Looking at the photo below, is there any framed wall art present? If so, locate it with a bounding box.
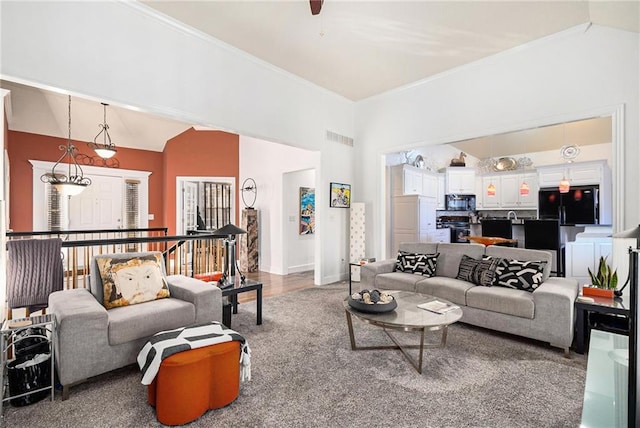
[329,182,351,208]
[299,187,315,235]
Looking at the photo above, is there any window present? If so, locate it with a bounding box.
[47,184,67,231]
[125,180,140,252]
[125,180,140,229]
[202,182,232,229]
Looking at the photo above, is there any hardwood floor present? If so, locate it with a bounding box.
[239,270,316,303]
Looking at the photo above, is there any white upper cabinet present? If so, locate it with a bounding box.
[390,164,439,198]
[437,174,446,209]
[445,167,476,194]
[499,172,538,208]
[537,160,606,188]
[476,172,538,210]
[481,175,501,208]
[391,164,422,196]
[422,173,438,199]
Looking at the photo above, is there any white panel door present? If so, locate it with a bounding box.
[69,175,123,230]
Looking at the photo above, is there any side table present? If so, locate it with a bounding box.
[0,314,56,419]
[220,278,263,328]
[575,294,630,354]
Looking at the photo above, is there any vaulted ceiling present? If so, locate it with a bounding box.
[3,1,638,152]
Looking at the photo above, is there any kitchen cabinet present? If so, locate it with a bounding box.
[481,175,501,208]
[445,167,475,194]
[537,160,607,188]
[476,172,538,210]
[564,226,613,285]
[437,175,446,209]
[422,173,438,199]
[500,173,538,208]
[390,164,439,198]
[391,195,439,255]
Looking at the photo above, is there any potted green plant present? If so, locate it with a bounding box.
[584,256,618,298]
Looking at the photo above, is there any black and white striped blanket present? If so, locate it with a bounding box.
[137,321,251,385]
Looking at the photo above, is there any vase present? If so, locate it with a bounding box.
[582,286,615,298]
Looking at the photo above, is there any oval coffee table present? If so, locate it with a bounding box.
[343,290,463,374]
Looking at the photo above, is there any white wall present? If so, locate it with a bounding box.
[284,169,315,274]
[1,1,354,284]
[355,24,639,260]
[239,136,319,276]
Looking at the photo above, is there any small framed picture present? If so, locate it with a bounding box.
[329,182,351,208]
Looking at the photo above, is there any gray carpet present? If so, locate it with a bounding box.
[4,284,587,427]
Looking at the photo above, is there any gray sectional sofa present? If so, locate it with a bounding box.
[361,242,579,354]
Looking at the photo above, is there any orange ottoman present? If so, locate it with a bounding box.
[147,341,241,426]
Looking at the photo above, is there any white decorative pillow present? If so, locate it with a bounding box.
[96,253,169,309]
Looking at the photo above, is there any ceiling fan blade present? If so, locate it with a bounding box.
[310,0,323,15]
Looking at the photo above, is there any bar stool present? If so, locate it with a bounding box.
[524,219,564,277]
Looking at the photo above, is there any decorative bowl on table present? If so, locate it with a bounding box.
[348,289,397,313]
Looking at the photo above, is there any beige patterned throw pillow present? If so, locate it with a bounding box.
[97,253,169,309]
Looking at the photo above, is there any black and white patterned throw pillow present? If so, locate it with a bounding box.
[492,258,547,292]
[456,255,500,287]
[395,251,439,277]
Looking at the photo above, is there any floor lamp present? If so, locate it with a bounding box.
[213,223,247,288]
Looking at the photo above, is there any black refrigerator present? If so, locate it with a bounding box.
[538,186,599,225]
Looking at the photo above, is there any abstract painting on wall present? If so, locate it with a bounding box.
[299,187,315,235]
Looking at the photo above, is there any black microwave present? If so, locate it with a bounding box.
[445,194,476,211]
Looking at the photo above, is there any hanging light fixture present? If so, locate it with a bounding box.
[558,124,580,194]
[487,182,496,196]
[40,95,92,196]
[518,135,532,196]
[559,175,571,193]
[487,137,496,196]
[89,102,117,159]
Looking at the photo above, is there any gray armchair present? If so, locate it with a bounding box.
[48,252,222,399]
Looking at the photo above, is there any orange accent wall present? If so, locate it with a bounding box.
[163,128,239,236]
[7,131,164,232]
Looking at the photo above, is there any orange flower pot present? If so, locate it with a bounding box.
[582,286,615,298]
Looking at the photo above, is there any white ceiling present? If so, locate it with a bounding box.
[143,0,640,101]
[2,1,638,152]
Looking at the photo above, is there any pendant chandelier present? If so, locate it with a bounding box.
[40,95,92,196]
[89,103,117,159]
[518,140,532,196]
[486,137,496,196]
[558,125,579,194]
